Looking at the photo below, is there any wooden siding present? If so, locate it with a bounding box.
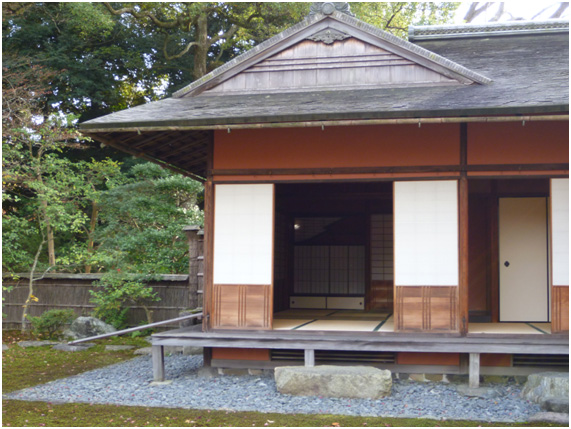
[395,286,459,332]
[212,284,272,329]
[205,38,456,95]
[552,286,569,333]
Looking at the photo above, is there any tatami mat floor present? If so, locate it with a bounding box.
[273,309,392,332]
[273,309,551,334]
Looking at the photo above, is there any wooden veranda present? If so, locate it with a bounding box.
[150,326,569,388]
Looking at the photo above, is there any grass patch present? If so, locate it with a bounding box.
[2,330,562,427]
[2,330,147,393]
[3,401,557,427]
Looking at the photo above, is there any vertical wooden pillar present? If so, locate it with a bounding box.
[152,345,165,381]
[459,123,469,335]
[203,132,214,332]
[184,225,201,310]
[304,349,315,367]
[203,180,214,332]
[469,353,480,388]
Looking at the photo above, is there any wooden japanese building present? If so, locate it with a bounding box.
[81,4,569,381]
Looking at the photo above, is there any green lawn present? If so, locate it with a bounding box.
[1,331,562,427]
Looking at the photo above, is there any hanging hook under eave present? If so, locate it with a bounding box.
[522,120,525,126]
[321,124,325,131]
[227,128,231,133]
[418,120,421,128]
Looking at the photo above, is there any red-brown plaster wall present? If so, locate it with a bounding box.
[214,124,460,170]
[468,121,568,165]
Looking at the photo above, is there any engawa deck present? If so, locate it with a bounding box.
[150,325,569,387]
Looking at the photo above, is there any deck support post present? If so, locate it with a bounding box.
[304,349,315,367]
[469,352,480,388]
[152,345,165,382]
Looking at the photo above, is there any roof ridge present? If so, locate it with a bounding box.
[409,19,569,41]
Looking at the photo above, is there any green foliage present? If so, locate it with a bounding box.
[90,272,160,328]
[351,2,460,39]
[95,163,203,274]
[27,309,76,340]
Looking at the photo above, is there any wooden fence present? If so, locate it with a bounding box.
[2,226,204,330]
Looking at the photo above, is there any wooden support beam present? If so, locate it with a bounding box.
[469,352,480,388]
[459,123,469,335]
[152,345,165,382]
[304,349,315,367]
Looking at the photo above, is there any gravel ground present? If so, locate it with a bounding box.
[4,354,541,422]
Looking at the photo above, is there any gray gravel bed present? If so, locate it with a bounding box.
[4,355,540,422]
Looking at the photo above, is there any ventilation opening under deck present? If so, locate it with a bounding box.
[271,349,397,365]
[512,354,569,368]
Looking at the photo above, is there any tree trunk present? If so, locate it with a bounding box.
[22,239,46,332]
[85,200,99,273]
[193,13,209,80]
[40,199,56,266]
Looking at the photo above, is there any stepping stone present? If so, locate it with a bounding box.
[275,365,392,399]
[52,343,95,352]
[134,347,152,355]
[456,385,502,399]
[2,344,8,351]
[105,345,135,351]
[528,412,569,425]
[17,341,59,348]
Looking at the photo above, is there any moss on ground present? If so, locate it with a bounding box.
[2,331,563,427]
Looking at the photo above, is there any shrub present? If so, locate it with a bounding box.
[90,272,160,329]
[27,309,76,340]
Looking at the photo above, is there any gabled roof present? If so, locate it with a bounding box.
[80,18,569,180]
[173,9,490,98]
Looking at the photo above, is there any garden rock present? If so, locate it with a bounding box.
[528,412,570,425]
[2,344,8,351]
[540,397,569,413]
[53,343,95,352]
[274,365,392,399]
[17,340,59,348]
[521,372,569,404]
[65,317,116,340]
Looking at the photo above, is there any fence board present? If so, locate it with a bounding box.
[2,274,192,330]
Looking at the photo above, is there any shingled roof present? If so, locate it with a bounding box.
[80,15,569,180]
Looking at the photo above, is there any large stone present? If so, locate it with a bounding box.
[521,372,569,403]
[540,397,569,413]
[105,345,135,351]
[528,412,570,425]
[274,365,392,399]
[456,385,502,399]
[65,317,116,340]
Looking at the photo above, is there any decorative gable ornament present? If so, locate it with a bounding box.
[307,28,351,44]
[309,2,354,17]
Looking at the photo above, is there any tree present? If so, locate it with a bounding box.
[94,163,203,275]
[102,2,309,82]
[352,2,459,38]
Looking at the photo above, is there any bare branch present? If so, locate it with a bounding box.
[103,2,184,30]
[490,2,505,22]
[464,2,494,23]
[550,2,569,18]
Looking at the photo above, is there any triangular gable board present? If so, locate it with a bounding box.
[176,12,490,98]
[204,34,457,94]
